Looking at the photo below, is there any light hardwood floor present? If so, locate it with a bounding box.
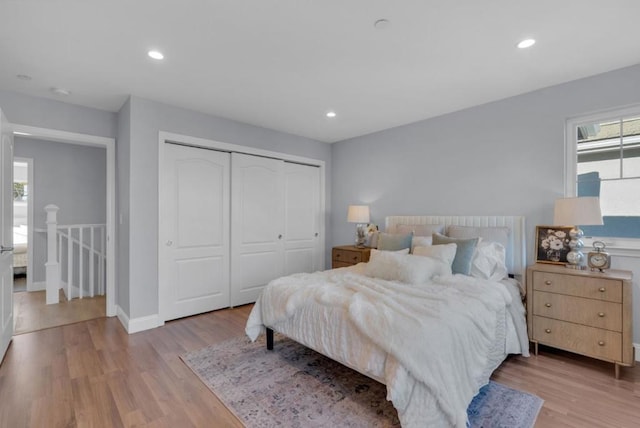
[13,289,106,335]
[0,305,638,427]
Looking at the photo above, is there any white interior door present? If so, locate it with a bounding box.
[231,153,284,306]
[283,162,321,275]
[0,109,14,362]
[160,143,230,321]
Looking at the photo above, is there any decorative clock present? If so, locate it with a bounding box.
[587,241,611,272]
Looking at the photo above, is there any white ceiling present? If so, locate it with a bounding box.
[1,1,640,143]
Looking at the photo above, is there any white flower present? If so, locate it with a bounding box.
[549,238,564,250]
[541,239,550,249]
[555,231,566,239]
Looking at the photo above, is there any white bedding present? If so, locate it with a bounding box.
[246,264,529,428]
[13,225,28,269]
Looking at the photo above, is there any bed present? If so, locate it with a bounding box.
[246,215,529,428]
[13,224,28,274]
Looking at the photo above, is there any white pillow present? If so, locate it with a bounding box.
[470,241,508,281]
[410,236,432,252]
[446,225,510,249]
[413,244,457,275]
[364,249,446,284]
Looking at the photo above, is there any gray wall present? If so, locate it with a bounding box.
[125,96,332,319]
[331,63,640,344]
[13,137,107,282]
[116,98,131,315]
[0,90,117,138]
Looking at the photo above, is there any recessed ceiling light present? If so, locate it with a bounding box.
[326,111,337,118]
[517,38,536,49]
[374,19,390,30]
[13,131,31,136]
[148,50,164,60]
[50,87,71,96]
[16,74,32,81]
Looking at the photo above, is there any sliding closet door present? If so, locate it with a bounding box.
[283,162,322,275]
[231,153,284,306]
[160,143,230,321]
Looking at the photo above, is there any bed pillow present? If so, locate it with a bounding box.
[364,249,446,284]
[410,236,432,252]
[413,244,456,276]
[376,232,413,251]
[396,224,445,237]
[471,241,508,281]
[432,233,479,275]
[446,225,510,249]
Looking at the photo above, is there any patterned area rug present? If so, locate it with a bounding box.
[181,335,542,427]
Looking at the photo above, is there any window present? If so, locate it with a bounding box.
[566,106,640,241]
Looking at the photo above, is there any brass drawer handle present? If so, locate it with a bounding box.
[545,328,551,334]
[545,280,552,285]
[599,287,606,292]
[353,256,358,261]
[598,312,605,317]
[598,341,605,346]
[545,303,552,308]
[336,254,341,258]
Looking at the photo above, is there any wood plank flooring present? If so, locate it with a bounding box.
[13,289,106,335]
[0,305,639,427]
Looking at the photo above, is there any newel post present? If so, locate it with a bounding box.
[45,204,60,304]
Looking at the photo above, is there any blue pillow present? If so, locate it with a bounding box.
[432,233,479,275]
[377,232,413,251]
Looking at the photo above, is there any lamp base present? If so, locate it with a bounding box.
[565,226,585,269]
[355,224,367,248]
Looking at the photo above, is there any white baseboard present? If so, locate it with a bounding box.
[635,343,640,362]
[116,306,162,334]
[29,281,45,292]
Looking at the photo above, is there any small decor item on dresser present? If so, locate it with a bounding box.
[535,226,572,265]
[588,241,611,272]
[364,223,378,247]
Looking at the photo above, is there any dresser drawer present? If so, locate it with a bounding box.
[332,249,363,264]
[532,271,622,303]
[533,316,622,362]
[533,291,622,331]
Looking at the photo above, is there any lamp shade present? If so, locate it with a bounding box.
[553,197,603,226]
[347,205,370,223]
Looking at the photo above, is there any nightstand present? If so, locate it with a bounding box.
[332,245,371,268]
[526,263,634,378]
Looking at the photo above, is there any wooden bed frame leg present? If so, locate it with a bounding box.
[266,328,274,350]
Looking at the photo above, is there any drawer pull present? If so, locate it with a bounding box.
[545,280,552,285]
[599,287,606,292]
[598,341,605,346]
[336,254,341,258]
[545,328,551,334]
[545,303,552,308]
[353,256,358,260]
[598,312,605,317]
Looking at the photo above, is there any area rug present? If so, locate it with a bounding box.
[181,335,543,427]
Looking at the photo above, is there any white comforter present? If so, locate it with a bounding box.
[246,267,525,427]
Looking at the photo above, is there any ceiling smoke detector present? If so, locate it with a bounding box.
[50,87,71,96]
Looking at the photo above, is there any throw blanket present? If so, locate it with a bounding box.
[246,269,513,428]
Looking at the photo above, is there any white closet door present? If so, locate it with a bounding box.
[283,162,321,275]
[231,153,284,306]
[0,109,13,361]
[160,144,230,321]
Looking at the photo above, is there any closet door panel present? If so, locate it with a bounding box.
[160,144,230,321]
[231,153,284,306]
[283,163,321,276]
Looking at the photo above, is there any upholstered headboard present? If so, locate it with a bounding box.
[385,215,526,280]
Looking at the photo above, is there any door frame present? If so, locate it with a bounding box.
[13,156,35,291]
[12,124,116,317]
[158,131,326,321]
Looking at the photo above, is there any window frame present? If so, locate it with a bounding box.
[565,104,640,256]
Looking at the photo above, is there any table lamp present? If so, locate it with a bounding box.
[347,205,370,248]
[553,196,603,268]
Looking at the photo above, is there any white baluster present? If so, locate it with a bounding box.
[67,226,73,299]
[79,227,83,299]
[89,227,95,298]
[45,205,60,304]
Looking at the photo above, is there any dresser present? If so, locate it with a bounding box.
[526,263,634,378]
[332,245,371,268]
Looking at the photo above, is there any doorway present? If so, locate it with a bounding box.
[13,158,31,293]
